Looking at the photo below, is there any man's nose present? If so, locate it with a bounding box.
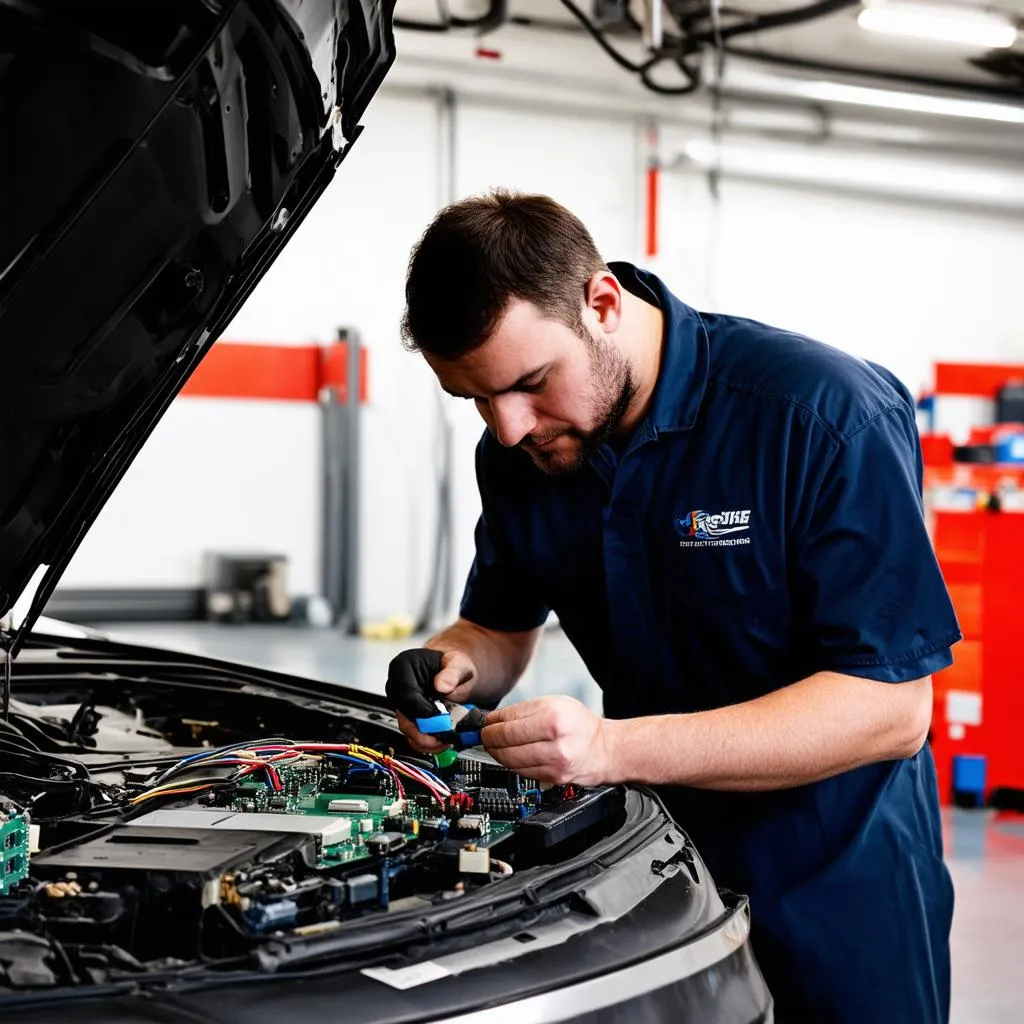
[489,394,537,448]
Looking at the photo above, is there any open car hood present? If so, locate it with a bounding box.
[0,0,396,655]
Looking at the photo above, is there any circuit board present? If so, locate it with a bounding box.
[0,809,29,895]
[27,744,622,949]
[221,764,521,868]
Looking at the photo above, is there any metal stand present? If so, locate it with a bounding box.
[321,327,361,634]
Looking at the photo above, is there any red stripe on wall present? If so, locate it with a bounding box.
[181,342,369,403]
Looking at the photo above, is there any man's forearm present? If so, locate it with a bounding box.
[606,671,933,790]
[426,618,541,706]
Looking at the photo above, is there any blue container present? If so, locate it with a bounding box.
[952,754,986,797]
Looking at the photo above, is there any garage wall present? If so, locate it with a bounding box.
[61,93,444,613]
[59,82,1024,624]
[655,166,1024,396]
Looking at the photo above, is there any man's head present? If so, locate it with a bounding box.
[401,190,638,475]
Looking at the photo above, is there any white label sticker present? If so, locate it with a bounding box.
[361,961,452,990]
[946,690,983,727]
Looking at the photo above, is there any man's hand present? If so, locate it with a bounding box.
[386,647,479,754]
[480,696,616,786]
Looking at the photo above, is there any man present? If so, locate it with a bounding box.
[387,189,960,1022]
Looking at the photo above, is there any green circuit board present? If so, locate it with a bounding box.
[0,811,29,895]
[226,770,516,869]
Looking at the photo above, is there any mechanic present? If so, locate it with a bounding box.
[387,189,960,1023]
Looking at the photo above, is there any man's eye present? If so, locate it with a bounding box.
[520,377,546,394]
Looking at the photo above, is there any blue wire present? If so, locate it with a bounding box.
[174,738,293,766]
[411,765,449,790]
[323,753,388,773]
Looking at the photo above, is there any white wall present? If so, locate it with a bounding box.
[61,51,1024,625]
[655,159,1024,393]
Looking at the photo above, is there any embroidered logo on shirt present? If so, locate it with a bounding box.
[676,509,752,547]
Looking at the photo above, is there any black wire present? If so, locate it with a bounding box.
[726,43,1024,99]
[558,0,651,74]
[559,1,701,94]
[683,0,858,48]
[394,15,449,33]
[0,735,91,778]
[641,59,702,95]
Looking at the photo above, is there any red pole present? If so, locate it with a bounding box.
[645,163,659,258]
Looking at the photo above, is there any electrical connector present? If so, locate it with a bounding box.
[458,845,491,874]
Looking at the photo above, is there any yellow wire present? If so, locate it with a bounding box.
[131,781,223,805]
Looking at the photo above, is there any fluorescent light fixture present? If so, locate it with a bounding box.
[681,138,1024,208]
[801,78,1024,123]
[725,66,1024,124]
[857,2,1018,50]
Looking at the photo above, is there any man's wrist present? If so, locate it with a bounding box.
[601,716,635,785]
[601,714,693,787]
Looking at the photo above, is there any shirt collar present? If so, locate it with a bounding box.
[608,261,709,438]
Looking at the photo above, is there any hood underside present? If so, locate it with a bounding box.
[0,0,395,652]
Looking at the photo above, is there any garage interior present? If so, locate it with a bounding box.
[4,1,1024,1021]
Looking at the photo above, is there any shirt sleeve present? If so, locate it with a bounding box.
[458,438,550,633]
[790,403,962,682]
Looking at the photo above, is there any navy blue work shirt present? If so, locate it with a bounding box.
[459,263,961,1023]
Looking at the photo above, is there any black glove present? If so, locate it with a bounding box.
[385,648,486,749]
[385,648,446,725]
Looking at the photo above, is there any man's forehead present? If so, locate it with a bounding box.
[427,304,572,395]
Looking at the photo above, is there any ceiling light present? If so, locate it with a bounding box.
[802,78,1024,122]
[725,66,1024,124]
[857,2,1018,50]
[680,138,1024,208]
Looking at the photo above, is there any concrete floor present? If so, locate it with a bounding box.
[96,620,1024,1023]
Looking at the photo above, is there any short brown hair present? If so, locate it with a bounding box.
[400,189,607,359]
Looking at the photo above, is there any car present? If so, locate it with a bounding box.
[0,2,772,1021]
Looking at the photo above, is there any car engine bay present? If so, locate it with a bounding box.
[0,643,631,993]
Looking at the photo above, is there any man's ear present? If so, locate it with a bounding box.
[584,271,623,334]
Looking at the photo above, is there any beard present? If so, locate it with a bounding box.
[521,330,637,476]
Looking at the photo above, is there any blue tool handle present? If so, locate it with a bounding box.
[415,712,455,735]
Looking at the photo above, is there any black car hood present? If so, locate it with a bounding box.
[0,0,395,655]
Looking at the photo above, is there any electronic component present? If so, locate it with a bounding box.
[0,803,29,895]
[31,826,308,959]
[131,808,353,846]
[365,831,406,856]
[338,767,392,796]
[358,818,374,834]
[454,814,489,837]
[447,792,474,814]
[518,787,624,849]
[328,798,369,814]
[345,873,379,905]
[455,749,530,794]
[244,899,299,933]
[458,845,491,874]
[419,818,448,839]
[475,787,518,819]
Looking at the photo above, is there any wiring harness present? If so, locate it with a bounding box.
[129,739,453,810]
